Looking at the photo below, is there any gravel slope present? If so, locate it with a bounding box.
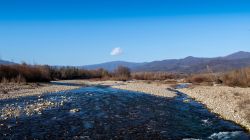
[178,86,250,132]
[81,80,176,98]
[0,83,81,100]
[0,80,176,100]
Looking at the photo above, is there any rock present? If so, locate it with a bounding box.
[183,99,190,103]
[70,108,80,113]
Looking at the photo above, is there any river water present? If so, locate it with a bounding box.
[0,86,249,140]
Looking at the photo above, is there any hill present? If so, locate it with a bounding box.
[0,60,16,65]
[83,51,250,73]
[82,61,146,71]
[133,51,250,73]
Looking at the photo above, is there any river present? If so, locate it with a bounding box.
[0,86,249,139]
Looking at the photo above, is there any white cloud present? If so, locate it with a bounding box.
[110,47,123,56]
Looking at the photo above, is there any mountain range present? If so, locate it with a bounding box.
[83,61,147,71]
[82,51,250,73]
[1,51,250,73]
[0,60,16,65]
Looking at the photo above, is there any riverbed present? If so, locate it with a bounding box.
[0,86,249,139]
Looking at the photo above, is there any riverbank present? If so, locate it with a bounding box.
[83,80,176,98]
[85,80,250,132]
[0,82,82,100]
[178,85,250,132]
[0,80,176,100]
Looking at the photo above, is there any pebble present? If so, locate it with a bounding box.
[183,99,190,103]
[0,82,81,100]
[70,108,80,113]
[179,86,250,131]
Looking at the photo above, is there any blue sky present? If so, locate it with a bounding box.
[0,0,250,65]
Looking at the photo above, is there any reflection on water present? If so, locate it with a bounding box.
[0,87,249,139]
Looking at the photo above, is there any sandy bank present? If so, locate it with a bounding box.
[179,86,250,132]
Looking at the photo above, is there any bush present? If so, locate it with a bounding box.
[185,74,215,85]
[0,64,112,83]
[0,64,51,83]
[222,68,250,87]
[132,72,178,80]
[185,67,250,87]
[113,66,131,81]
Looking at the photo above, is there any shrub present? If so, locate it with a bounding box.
[222,68,250,87]
[113,66,131,81]
[185,67,250,87]
[0,64,51,83]
[0,64,112,83]
[185,74,214,84]
[192,76,209,83]
[132,72,178,80]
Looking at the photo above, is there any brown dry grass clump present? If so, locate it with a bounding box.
[112,66,131,81]
[0,64,132,83]
[238,99,250,123]
[0,64,112,83]
[0,64,50,83]
[185,73,216,86]
[186,67,250,88]
[132,72,181,81]
[222,68,250,87]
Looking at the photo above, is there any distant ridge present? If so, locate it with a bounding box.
[82,61,146,71]
[1,51,250,73]
[0,59,16,65]
[223,51,250,60]
[83,51,250,73]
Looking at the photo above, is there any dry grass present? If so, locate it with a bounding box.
[222,68,250,87]
[0,64,51,83]
[112,66,131,81]
[238,99,250,123]
[185,67,250,88]
[185,73,215,85]
[132,72,182,81]
[2,63,249,88]
[0,64,110,83]
[0,64,132,83]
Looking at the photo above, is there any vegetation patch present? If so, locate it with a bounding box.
[185,67,250,88]
[0,64,131,83]
[238,99,250,123]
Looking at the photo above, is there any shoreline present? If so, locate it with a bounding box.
[83,80,177,98]
[178,86,250,132]
[63,80,250,132]
[0,82,82,100]
[0,80,176,100]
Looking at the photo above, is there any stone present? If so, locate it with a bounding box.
[70,108,80,113]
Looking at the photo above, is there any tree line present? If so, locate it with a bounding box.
[0,64,131,83]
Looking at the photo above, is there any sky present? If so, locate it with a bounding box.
[0,0,250,65]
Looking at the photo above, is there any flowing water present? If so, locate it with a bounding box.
[0,86,249,140]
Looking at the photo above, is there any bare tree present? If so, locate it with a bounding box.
[113,66,131,81]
